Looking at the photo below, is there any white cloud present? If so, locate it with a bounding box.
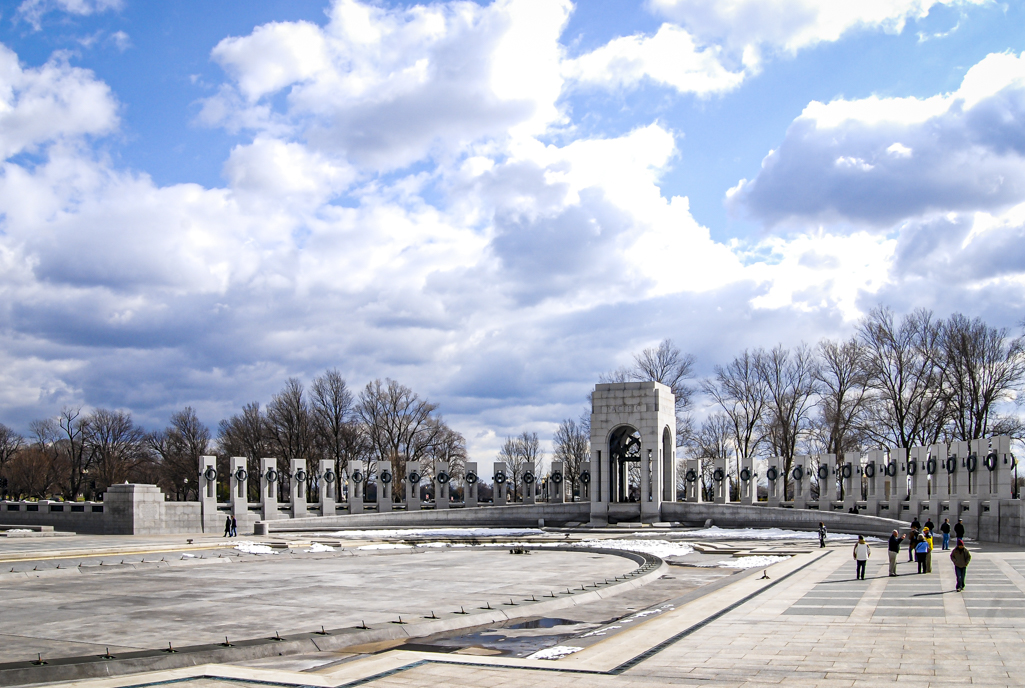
[0,46,118,159]
[647,0,984,58]
[563,23,743,96]
[203,0,572,171]
[729,51,1025,227]
[16,0,122,30]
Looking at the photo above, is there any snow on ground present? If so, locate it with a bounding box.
[304,542,335,553]
[357,543,414,550]
[573,538,695,558]
[318,528,544,539]
[234,541,277,555]
[3,529,32,533]
[527,645,583,660]
[716,555,791,569]
[579,624,622,637]
[682,526,864,540]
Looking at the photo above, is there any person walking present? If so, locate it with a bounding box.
[818,522,827,548]
[915,534,929,574]
[887,530,904,577]
[954,518,966,540]
[223,515,232,538]
[924,527,934,573]
[951,539,972,592]
[907,526,919,562]
[940,518,951,550]
[854,536,871,580]
[230,515,238,538]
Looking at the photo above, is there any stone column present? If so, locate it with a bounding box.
[435,461,451,508]
[992,435,1014,499]
[791,455,810,509]
[740,456,757,505]
[260,458,280,520]
[549,460,565,504]
[494,461,509,505]
[684,458,702,502]
[864,450,885,515]
[230,456,248,518]
[318,459,336,516]
[929,443,949,521]
[712,456,728,504]
[289,459,308,518]
[348,461,364,515]
[907,445,928,517]
[375,460,393,513]
[199,455,218,527]
[405,461,422,511]
[842,452,858,512]
[522,462,536,505]
[464,462,479,507]
[817,454,836,512]
[886,449,907,517]
[948,440,970,523]
[578,460,591,502]
[766,456,782,508]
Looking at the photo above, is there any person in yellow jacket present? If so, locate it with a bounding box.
[923,527,934,573]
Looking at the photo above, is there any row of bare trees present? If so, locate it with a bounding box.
[0,372,464,502]
[691,308,1025,497]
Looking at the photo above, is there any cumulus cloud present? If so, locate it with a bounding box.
[202,0,571,171]
[647,0,984,60]
[728,51,1025,227]
[563,23,743,96]
[0,46,118,159]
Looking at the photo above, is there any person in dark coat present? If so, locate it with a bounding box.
[887,530,904,576]
[230,516,237,538]
[911,517,922,531]
[223,515,232,538]
[818,522,827,548]
[940,518,951,550]
[951,539,972,592]
[954,519,966,540]
[924,517,935,532]
[907,527,919,562]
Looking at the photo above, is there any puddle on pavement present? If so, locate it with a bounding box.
[402,617,599,657]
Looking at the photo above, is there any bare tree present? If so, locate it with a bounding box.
[265,378,315,499]
[941,313,1025,441]
[149,407,210,500]
[859,307,948,448]
[497,432,544,501]
[0,423,24,498]
[632,338,695,442]
[814,337,870,461]
[702,349,768,488]
[57,407,93,500]
[689,412,734,500]
[553,418,589,499]
[6,445,58,498]
[84,409,149,494]
[217,402,269,501]
[758,344,819,498]
[311,369,360,476]
[357,379,442,495]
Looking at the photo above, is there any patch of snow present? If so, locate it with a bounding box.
[318,528,544,539]
[234,541,277,555]
[527,645,583,660]
[573,538,694,558]
[716,555,791,569]
[4,529,32,533]
[305,542,335,553]
[357,543,414,550]
[181,553,196,558]
[579,624,621,638]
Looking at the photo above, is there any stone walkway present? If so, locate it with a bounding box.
[25,543,1025,687]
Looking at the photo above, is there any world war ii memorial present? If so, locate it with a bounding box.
[4,1,1025,687]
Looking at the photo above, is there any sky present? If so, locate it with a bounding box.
[0,0,1024,461]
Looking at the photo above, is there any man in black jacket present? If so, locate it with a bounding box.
[888,530,905,576]
[954,518,966,540]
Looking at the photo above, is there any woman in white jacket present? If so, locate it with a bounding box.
[853,536,871,580]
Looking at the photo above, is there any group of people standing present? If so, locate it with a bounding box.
[851,516,972,591]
